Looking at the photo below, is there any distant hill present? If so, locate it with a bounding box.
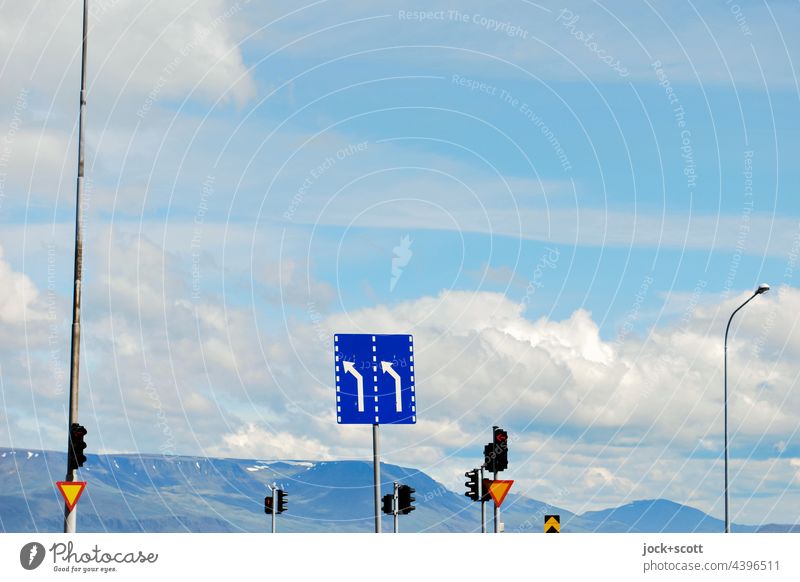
[579,499,760,533]
[0,448,795,533]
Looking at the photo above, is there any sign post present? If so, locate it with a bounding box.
[489,478,514,533]
[393,481,399,533]
[373,424,381,533]
[271,483,277,533]
[480,466,486,533]
[484,426,509,533]
[493,470,499,533]
[334,334,416,533]
[64,0,90,536]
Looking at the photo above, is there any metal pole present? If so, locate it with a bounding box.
[723,291,758,534]
[724,337,729,534]
[479,466,486,533]
[64,0,89,535]
[271,483,277,533]
[393,481,399,533]
[372,423,381,533]
[493,470,499,533]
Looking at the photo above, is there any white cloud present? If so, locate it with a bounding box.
[1,227,798,523]
[791,459,800,485]
[211,423,334,460]
[0,130,73,201]
[241,0,799,87]
[0,245,47,326]
[0,0,796,527]
[581,466,634,493]
[259,258,336,308]
[293,180,800,256]
[0,0,255,106]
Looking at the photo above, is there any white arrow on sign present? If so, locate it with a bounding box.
[380,361,403,412]
[342,361,364,412]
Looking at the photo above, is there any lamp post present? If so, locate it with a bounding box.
[64,0,89,534]
[723,283,769,533]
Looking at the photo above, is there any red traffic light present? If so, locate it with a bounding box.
[493,427,508,445]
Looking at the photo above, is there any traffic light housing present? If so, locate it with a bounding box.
[67,423,87,472]
[484,426,508,473]
[382,493,394,515]
[264,495,274,515]
[397,484,416,515]
[493,426,508,472]
[482,478,493,503]
[483,443,495,473]
[464,469,480,501]
[277,489,288,514]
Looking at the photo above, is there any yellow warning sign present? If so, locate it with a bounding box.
[56,481,87,512]
[487,480,513,507]
[544,514,560,533]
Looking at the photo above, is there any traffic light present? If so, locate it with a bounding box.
[483,443,495,473]
[481,478,493,503]
[382,493,394,515]
[464,469,480,501]
[484,426,509,473]
[67,423,87,472]
[277,489,288,514]
[493,426,508,472]
[397,484,416,515]
[264,495,274,515]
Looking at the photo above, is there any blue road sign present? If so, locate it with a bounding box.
[334,334,416,424]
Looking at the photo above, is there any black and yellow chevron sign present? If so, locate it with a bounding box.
[544,514,560,533]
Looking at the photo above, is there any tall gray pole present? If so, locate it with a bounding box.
[393,481,399,533]
[723,284,769,534]
[372,423,381,533]
[479,466,486,533]
[64,0,89,535]
[271,483,277,533]
[723,335,729,534]
[493,470,499,533]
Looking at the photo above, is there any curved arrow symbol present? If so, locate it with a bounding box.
[342,361,364,412]
[380,361,403,412]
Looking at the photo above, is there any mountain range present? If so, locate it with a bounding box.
[1,448,796,533]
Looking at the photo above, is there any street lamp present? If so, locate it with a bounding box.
[723,283,769,533]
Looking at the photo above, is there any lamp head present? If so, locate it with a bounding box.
[756,283,770,295]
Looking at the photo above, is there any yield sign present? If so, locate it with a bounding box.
[488,479,513,507]
[56,481,87,511]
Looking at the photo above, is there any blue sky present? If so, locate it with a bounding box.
[1,0,799,524]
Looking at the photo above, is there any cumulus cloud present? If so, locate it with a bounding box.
[99,272,791,521]
[1,228,798,522]
[210,423,334,460]
[792,459,800,485]
[0,245,48,327]
[0,0,255,105]
[292,288,798,447]
[273,286,798,521]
